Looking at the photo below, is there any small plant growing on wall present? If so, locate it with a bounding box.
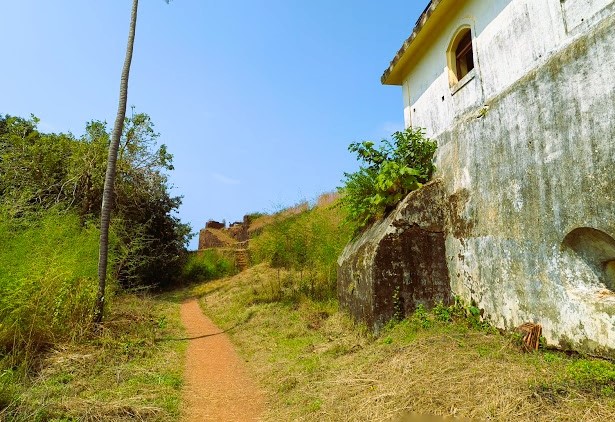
[340,127,437,230]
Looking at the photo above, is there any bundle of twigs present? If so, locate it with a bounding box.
[516,322,542,352]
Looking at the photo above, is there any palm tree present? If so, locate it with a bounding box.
[94,0,139,325]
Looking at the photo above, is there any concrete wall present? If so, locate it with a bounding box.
[396,0,615,355]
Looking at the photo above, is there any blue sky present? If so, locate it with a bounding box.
[1,1,425,249]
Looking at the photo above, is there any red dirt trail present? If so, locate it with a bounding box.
[180,299,264,421]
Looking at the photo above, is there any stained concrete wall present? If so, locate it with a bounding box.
[341,0,615,356]
[437,10,615,355]
[417,0,615,356]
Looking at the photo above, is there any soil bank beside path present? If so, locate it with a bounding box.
[180,299,264,421]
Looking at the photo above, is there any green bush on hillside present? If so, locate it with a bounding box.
[0,113,191,289]
[0,210,108,361]
[340,127,437,230]
[182,250,237,283]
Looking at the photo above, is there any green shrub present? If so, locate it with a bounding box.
[0,210,106,362]
[0,113,191,290]
[182,249,236,283]
[340,127,437,230]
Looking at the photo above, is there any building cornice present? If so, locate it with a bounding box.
[381,0,458,86]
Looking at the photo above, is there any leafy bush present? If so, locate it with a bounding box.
[0,113,191,289]
[340,128,437,229]
[182,250,236,283]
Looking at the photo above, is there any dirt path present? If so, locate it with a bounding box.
[180,299,264,421]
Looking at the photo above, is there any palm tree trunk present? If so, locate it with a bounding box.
[94,0,139,325]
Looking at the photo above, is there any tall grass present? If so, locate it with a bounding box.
[250,199,356,301]
[0,210,104,364]
[0,294,186,420]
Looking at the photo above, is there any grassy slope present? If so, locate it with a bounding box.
[0,294,186,421]
[0,211,100,357]
[0,210,187,421]
[195,265,615,422]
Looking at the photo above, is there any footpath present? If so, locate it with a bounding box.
[180,299,264,421]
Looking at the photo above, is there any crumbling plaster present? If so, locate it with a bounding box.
[341,0,615,356]
[425,1,615,355]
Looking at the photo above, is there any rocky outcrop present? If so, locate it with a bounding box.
[338,179,453,332]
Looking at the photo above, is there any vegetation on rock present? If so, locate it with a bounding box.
[340,127,437,230]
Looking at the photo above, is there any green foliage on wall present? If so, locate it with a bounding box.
[340,127,437,230]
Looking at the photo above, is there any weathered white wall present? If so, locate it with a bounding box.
[394,0,615,355]
[403,0,614,136]
[403,0,512,133]
[562,0,614,32]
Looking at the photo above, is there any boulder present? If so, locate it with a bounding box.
[337,179,453,331]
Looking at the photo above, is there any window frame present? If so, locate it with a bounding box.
[446,25,477,92]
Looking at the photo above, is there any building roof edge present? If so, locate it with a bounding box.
[381,0,451,85]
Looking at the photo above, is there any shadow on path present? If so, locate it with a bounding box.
[156,304,253,343]
[179,298,264,421]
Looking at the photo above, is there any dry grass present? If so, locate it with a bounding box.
[0,294,186,421]
[316,192,341,208]
[195,264,615,422]
[248,193,340,236]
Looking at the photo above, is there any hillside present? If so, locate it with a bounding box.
[3,197,615,420]
[181,199,615,421]
[193,264,615,421]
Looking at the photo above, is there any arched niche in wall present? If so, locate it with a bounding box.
[562,227,615,291]
[446,25,475,88]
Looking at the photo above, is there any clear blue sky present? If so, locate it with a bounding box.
[1,1,425,249]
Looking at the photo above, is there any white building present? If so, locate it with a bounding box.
[339,0,615,356]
